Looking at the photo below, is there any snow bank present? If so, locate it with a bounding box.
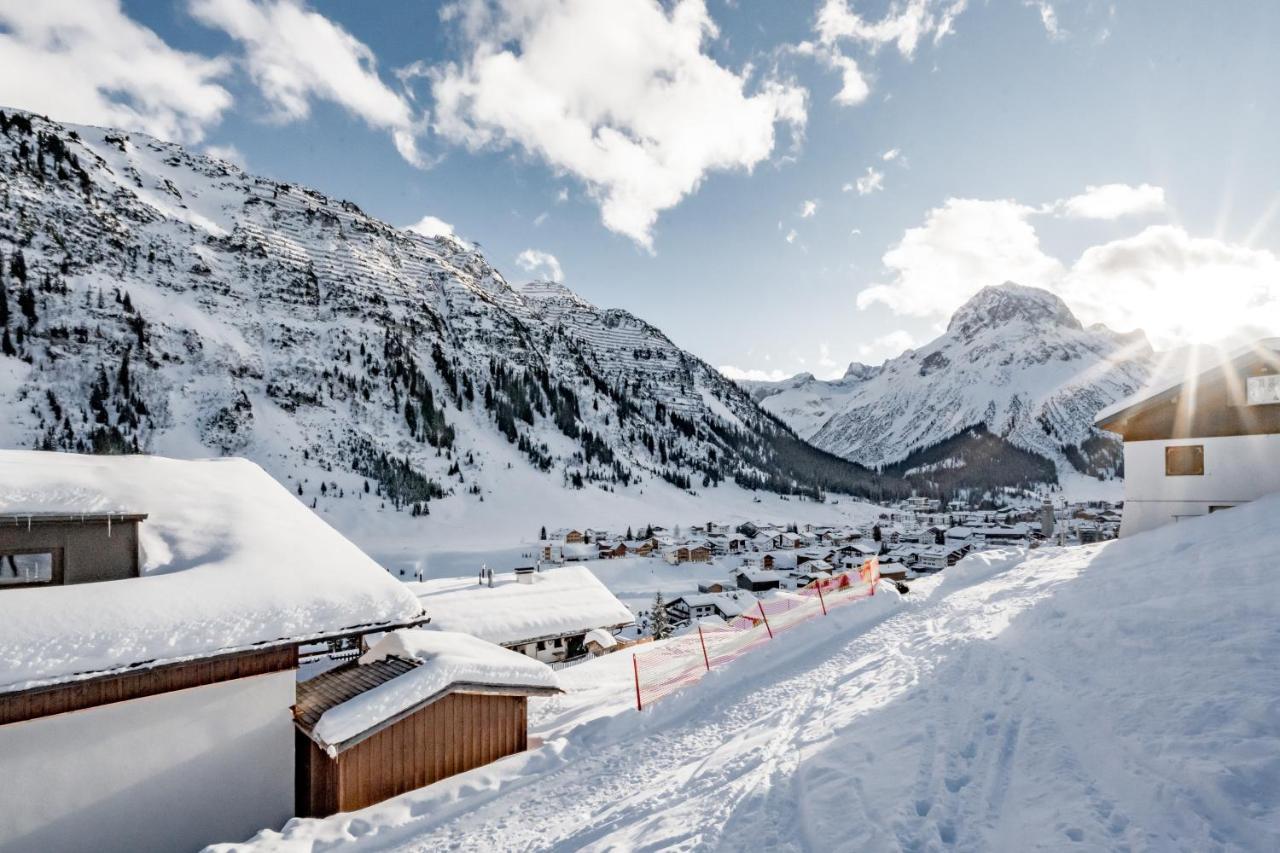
[406,566,634,645]
[0,451,423,691]
[583,628,617,649]
[311,630,560,751]
[227,494,1280,851]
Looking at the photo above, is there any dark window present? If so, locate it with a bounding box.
[1165,445,1204,476]
[0,550,56,586]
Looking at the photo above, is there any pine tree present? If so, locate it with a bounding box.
[0,254,8,327]
[539,525,547,540]
[1,327,13,357]
[116,347,131,398]
[872,524,882,542]
[650,591,671,640]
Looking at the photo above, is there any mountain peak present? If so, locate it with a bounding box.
[947,282,1082,339]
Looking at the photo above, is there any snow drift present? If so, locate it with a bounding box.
[227,493,1280,851]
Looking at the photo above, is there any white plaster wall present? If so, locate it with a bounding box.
[1121,434,1280,536]
[0,670,295,853]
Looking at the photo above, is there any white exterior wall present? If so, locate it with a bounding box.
[0,670,295,853]
[1120,434,1280,537]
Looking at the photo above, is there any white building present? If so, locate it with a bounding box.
[0,451,426,853]
[1097,339,1280,537]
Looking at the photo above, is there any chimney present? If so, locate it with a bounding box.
[1040,500,1055,539]
[514,565,536,585]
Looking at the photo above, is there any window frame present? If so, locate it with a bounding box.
[0,546,64,588]
[1165,444,1205,477]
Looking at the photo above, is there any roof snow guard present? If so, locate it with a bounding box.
[0,451,425,694]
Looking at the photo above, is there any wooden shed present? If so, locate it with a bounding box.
[293,630,562,817]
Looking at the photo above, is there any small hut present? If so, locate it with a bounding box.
[294,630,561,817]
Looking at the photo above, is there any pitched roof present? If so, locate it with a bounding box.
[406,566,633,646]
[0,451,424,694]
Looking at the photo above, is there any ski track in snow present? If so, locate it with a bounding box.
[290,549,1166,853]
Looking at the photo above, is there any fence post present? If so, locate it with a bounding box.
[697,624,711,671]
[633,653,642,711]
[815,577,827,615]
[758,601,773,639]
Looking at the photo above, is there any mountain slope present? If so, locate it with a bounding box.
[0,107,898,535]
[749,284,1153,490]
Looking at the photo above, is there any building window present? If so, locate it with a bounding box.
[0,550,56,586]
[1165,445,1204,476]
[1247,374,1280,406]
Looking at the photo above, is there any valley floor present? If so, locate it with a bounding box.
[227,496,1280,852]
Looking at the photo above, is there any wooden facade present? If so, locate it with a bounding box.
[0,644,297,726]
[1098,349,1280,442]
[297,691,527,816]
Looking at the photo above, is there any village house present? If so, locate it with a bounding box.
[0,451,428,853]
[407,565,634,664]
[664,543,712,564]
[1096,339,1280,536]
[736,569,782,592]
[697,580,734,593]
[293,630,560,817]
[666,591,751,625]
[597,540,628,559]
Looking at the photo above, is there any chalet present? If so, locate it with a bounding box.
[407,566,634,663]
[597,540,628,559]
[0,451,426,853]
[294,630,560,817]
[736,569,781,592]
[663,543,711,564]
[742,552,776,571]
[564,529,585,544]
[666,591,751,624]
[736,521,760,538]
[877,561,910,582]
[625,538,657,557]
[915,544,970,572]
[697,580,733,593]
[1096,339,1280,536]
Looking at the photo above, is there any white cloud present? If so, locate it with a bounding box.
[1026,1,1065,40]
[858,196,1280,348]
[405,214,456,239]
[857,198,1064,316]
[1060,225,1280,346]
[785,228,799,244]
[855,166,885,195]
[203,143,246,166]
[516,248,564,282]
[189,0,424,166]
[719,365,790,382]
[533,211,549,226]
[816,0,969,58]
[555,187,569,203]
[428,0,807,250]
[0,1,231,144]
[882,147,901,161]
[1055,183,1166,220]
[801,199,818,218]
[858,329,916,362]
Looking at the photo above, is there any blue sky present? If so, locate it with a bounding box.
[2,1,1278,379]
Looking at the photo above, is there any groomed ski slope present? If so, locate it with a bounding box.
[227,497,1280,852]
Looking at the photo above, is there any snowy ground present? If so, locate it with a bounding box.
[225,493,1280,852]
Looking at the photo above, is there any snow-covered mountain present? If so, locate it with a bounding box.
[747,284,1154,491]
[0,108,894,533]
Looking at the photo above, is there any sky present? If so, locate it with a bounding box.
[1,0,1277,381]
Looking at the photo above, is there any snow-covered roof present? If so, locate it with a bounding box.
[670,592,750,617]
[0,451,424,693]
[584,628,618,649]
[406,566,634,646]
[308,630,560,752]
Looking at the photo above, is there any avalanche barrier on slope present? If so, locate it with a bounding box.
[632,558,881,709]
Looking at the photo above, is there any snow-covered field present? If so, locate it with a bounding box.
[225,495,1280,852]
